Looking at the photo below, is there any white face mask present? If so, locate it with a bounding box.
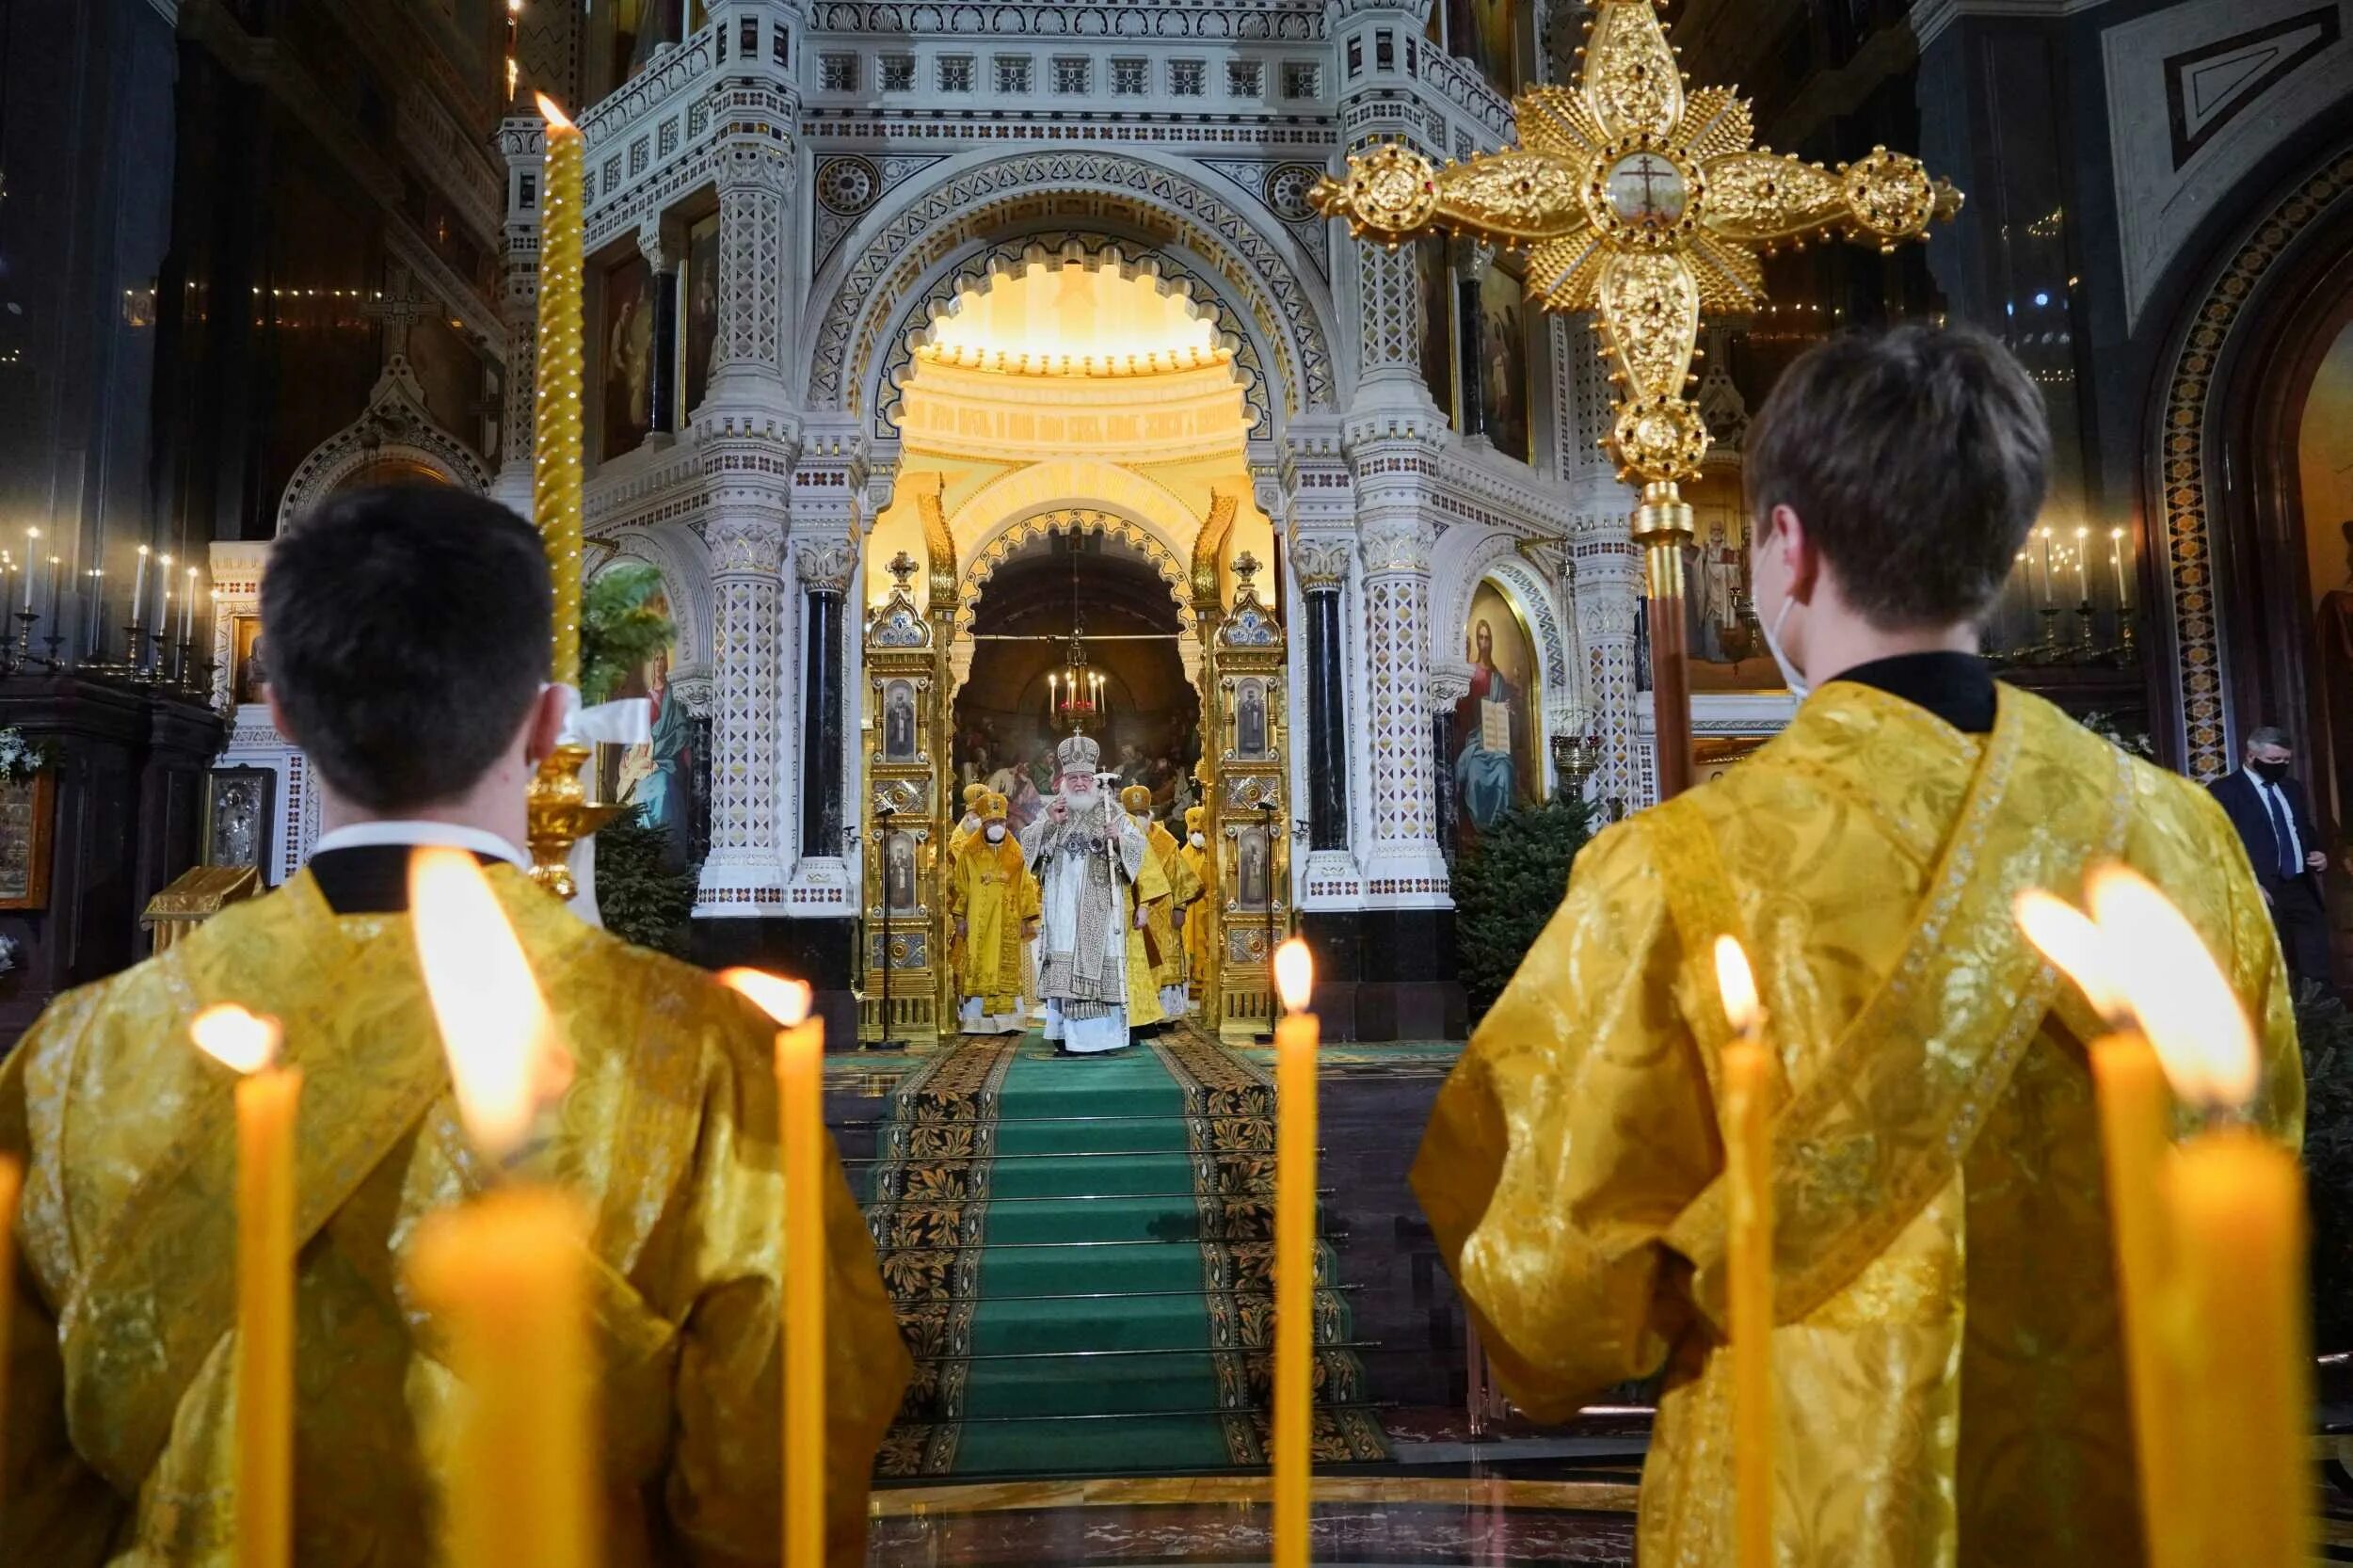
[984,823,1006,843]
[1189,831,1204,847]
[1757,595,1810,699]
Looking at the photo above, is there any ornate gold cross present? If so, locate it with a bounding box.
[1311,0,1961,795]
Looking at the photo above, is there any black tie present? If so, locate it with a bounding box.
[2261,782,2298,880]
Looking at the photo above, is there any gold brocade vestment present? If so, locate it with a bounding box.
[1179,840,1211,987]
[1415,682,2303,1568]
[0,864,913,1568]
[1140,819,1202,991]
[950,836,1040,1013]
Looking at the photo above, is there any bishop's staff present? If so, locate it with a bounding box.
[1308,0,1961,796]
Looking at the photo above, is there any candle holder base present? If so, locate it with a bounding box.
[525,742,628,899]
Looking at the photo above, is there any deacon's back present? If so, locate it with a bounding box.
[0,861,910,1567]
[1417,681,2299,1566]
[1414,328,2303,1568]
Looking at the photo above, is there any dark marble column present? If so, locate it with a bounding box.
[1304,578,1349,851]
[648,267,680,434]
[799,581,845,856]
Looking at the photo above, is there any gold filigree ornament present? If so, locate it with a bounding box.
[1307,0,1962,489]
[1308,0,1962,799]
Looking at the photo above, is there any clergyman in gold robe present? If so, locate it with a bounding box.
[1180,805,1212,993]
[0,488,912,1567]
[1123,785,1203,1022]
[1415,327,2303,1568]
[950,790,1039,1033]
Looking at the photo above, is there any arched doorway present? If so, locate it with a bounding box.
[954,526,1199,821]
[856,243,1273,1044]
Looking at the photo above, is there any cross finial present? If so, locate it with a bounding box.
[887,551,920,589]
[1308,0,1961,487]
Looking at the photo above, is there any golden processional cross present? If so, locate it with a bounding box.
[1310,0,1961,798]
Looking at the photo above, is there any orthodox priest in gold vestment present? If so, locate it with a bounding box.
[0,488,912,1568]
[1123,785,1202,1021]
[951,790,1040,1033]
[1180,805,1212,991]
[1414,328,2304,1568]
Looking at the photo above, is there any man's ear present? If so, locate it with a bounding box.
[1770,504,1822,605]
[521,684,569,769]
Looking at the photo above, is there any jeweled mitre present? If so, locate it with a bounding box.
[1056,734,1101,772]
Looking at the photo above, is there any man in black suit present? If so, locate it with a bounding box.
[2209,725,2334,990]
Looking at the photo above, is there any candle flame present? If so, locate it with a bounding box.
[409,846,566,1159]
[1273,937,1314,1012]
[2013,889,2129,1025]
[1712,935,1761,1036]
[191,1003,280,1075]
[536,92,576,133]
[720,968,814,1027]
[2085,864,2258,1111]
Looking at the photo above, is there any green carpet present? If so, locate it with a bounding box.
[865,1026,1390,1478]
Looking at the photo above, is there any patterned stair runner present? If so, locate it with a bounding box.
[865,1024,1390,1477]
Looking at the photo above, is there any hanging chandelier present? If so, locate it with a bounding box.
[1047,634,1107,733]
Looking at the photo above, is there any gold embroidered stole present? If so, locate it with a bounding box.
[1655,687,2133,1325]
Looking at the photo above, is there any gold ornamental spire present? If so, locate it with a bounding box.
[1311,0,1961,794]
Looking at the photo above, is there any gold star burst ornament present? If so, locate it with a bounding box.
[1309,0,1961,485]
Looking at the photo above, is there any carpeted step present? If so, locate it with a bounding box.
[984,1149,1196,1197]
[960,1352,1228,1418]
[968,1289,1216,1355]
[974,1238,1211,1296]
[929,1414,1238,1475]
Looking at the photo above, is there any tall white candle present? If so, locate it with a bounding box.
[21,528,38,613]
[156,553,174,633]
[182,568,198,644]
[131,548,150,630]
[2110,530,2129,610]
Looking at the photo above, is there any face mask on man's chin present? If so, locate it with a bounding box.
[1753,571,1812,700]
[984,824,1007,842]
[1189,832,1205,848]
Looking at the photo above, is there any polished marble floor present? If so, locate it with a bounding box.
[870,1474,1641,1567]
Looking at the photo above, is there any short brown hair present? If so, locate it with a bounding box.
[1744,325,2049,628]
[264,486,552,812]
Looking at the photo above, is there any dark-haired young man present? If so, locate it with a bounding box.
[1414,327,2302,1568]
[0,487,909,1566]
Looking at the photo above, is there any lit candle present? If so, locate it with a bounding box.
[0,1153,19,1484]
[156,553,174,633]
[85,569,104,659]
[2085,866,2308,1568]
[21,528,37,613]
[1048,671,1058,717]
[132,546,151,630]
[534,95,585,689]
[1271,939,1318,1568]
[404,847,592,1568]
[1711,936,1773,1568]
[2110,529,2129,610]
[2015,891,2175,1558]
[2073,528,2089,604]
[46,557,61,638]
[192,1004,298,1568]
[183,568,199,645]
[721,970,826,1568]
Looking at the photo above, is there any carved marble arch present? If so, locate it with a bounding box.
[586,527,710,688]
[274,356,492,534]
[1431,530,1571,730]
[802,148,1338,431]
[955,508,1198,648]
[880,237,1271,443]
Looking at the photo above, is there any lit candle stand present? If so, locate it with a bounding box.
[2015,867,2310,1568]
[719,968,828,1568]
[403,847,594,1568]
[1272,938,1319,1568]
[192,1004,299,1568]
[1710,936,1774,1568]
